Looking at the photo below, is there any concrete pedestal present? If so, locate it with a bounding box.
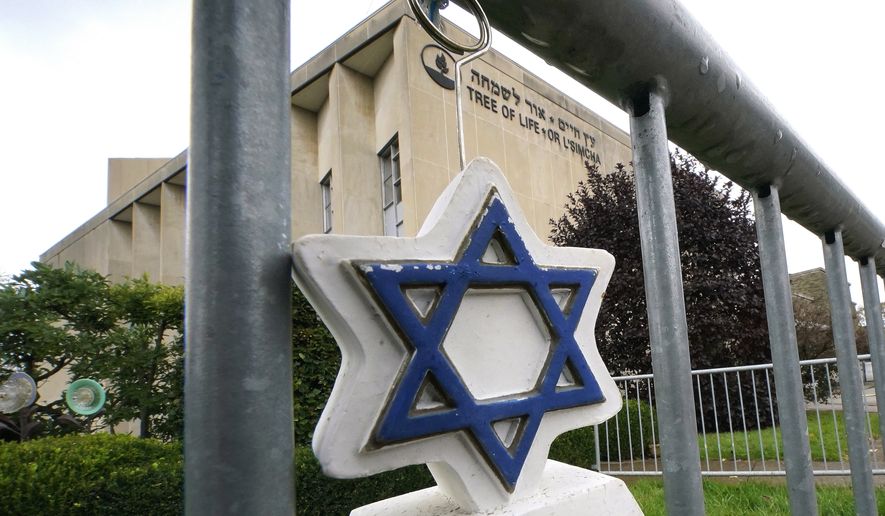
[351,460,643,515]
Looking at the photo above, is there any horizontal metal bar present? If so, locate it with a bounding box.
[692,354,873,375]
[611,469,885,477]
[800,354,871,367]
[612,354,871,381]
[690,363,774,375]
[614,373,655,382]
[810,470,885,476]
[459,0,885,275]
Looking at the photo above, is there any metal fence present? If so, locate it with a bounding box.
[468,1,885,514]
[185,0,885,514]
[594,354,884,477]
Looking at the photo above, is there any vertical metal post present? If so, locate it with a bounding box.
[630,86,705,516]
[859,257,885,457]
[593,424,601,471]
[822,230,876,516]
[752,184,818,515]
[185,2,293,515]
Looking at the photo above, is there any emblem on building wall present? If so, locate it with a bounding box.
[421,44,455,90]
[292,159,640,513]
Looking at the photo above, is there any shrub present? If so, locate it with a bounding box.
[294,447,433,514]
[0,434,432,515]
[0,434,182,515]
[292,286,341,446]
[551,399,656,467]
[0,423,660,515]
[0,434,433,516]
[802,363,840,404]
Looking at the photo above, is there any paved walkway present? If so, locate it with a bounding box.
[805,384,879,412]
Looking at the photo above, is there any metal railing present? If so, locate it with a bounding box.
[593,354,883,477]
[183,0,885,514]
[468,1,885,514]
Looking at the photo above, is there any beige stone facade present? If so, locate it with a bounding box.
[41,0,632,277]
[41,155,187,284]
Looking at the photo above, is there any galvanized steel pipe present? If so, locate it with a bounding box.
[186,1,294,514]
[822,230,876,516]
[859,258,885,460]
[630,86,705,516]
[753,184,817,515]
[456,0,885,276]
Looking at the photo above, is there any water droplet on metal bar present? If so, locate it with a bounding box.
[699,56,709,74]
[520,32,550,48]
[717,73,727,93]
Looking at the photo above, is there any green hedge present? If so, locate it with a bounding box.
[296,399,657,513]
[0,411,654,515]
[292,287,341,446]
[600,398,656,462]
[550,399,656,467]
[0,434,182,515]
[0,435,433,515]
[295,447,433,514]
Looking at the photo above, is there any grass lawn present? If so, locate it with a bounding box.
[628,479,885,515]
[698,411,879,463]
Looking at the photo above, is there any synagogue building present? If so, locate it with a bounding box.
[40,0,633,278]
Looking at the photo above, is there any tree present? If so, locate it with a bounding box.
[791,268,869,361]
[74,279,184,440]
[0,263,116,440]
[550,152,773,428]
[1,262,339,444]
[793,297,868,361]
[0,263,184,441]
[0,263,115,385]
[857,303,885,331]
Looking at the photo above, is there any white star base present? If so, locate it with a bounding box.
[350,460,643,515]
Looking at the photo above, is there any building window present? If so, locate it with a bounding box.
[379,136,402,236]
[321,171,332,234]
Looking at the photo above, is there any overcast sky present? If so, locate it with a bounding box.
[1,0,883,303]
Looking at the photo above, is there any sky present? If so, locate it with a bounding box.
[1,0,883,304]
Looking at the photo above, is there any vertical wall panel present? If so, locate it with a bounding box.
[132,202,161,280]
[160,183,186,285]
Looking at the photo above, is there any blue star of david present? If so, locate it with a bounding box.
[358,194,605,490]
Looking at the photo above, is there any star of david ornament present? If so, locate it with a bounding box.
[292,159,624,512]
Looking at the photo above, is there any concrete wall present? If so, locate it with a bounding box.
[333,64,382,236]
[108,158,171,204]
[159,183,185,285]
[132,202,161,281]
[47,221,110,275]
[286,16,632,245]
[291,106,321,237]
[44,177,183,285]
[401,20,633,238]
[108,220,133,281]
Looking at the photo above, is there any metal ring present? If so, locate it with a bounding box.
[407,0,490,55]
